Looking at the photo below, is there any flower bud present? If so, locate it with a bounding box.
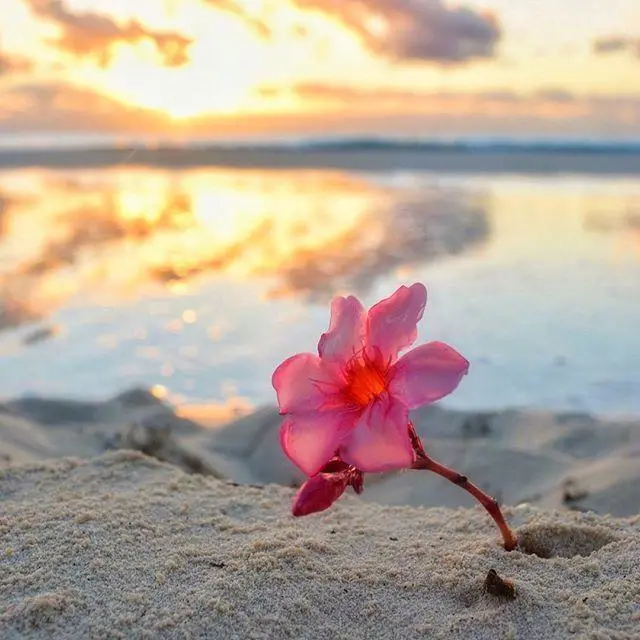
[349,469,364,494]
[292,472,350,517]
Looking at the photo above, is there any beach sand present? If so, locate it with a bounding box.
[2,390,640,516]
[1,390,639,638]
[1,451,639,639]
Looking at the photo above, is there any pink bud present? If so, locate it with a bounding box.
[292,472,350,517]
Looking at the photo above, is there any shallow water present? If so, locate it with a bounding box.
[0,166,638,416]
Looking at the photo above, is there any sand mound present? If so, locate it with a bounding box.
[2,390,640,518]
[1,452,638,639]
[211,403,640,517]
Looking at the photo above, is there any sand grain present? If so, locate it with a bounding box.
[1,452,639,639]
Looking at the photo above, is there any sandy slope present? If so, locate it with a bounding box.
[2,390,639,518]
[1,452,639,639]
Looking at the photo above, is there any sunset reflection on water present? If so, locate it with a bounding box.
[0,168,488,322]
[0,167,638,415]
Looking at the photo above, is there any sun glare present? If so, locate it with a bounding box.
[100,13,267,118]
[108,65,254,118]
[105,57,259,119]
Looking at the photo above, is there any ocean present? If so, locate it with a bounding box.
[0,141,638,416]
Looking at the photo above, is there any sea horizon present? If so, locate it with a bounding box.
[1,132,640,153]
[1,134,639,175]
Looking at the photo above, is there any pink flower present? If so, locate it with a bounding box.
[272,283,469,476]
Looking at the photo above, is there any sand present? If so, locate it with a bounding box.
[2,389,640,516]
[1,451,638,639]
[1,390,640,638]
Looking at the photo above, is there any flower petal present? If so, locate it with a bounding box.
[389,341,469,409]
[272,353,342,414]
[340,393,414,473]
[366,283,427,363]
[318,295,365,362]
[280,411,356,476]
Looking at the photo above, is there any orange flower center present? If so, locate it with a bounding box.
[342,351,388,407]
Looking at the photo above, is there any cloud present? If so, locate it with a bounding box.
[0,82,171,132]
[1,79,638,139]
[24,0,193,67]
[593,36,640,57]
[0,50,33,76]
[200,0,500,62]
[285,83,538,108]
[264,82,586,112]
[533,89,576,103]
[203,0,272,38]
[254,82,640,136]
[271,81,640,109]
[290,0,501,62]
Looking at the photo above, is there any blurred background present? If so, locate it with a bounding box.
[0,0,638,419]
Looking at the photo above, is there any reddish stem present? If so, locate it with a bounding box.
[408,423,517,551]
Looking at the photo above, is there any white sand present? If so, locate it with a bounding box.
[2,390,640,516]
[1,451,639,639]
[205,402,640,518]
[1,390,639,637]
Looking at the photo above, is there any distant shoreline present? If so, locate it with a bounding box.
[0,146,639,174]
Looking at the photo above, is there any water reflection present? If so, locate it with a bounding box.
[584,202,640,261]
[0,193,7,234]
[0,168,639,413]
[584,209,640,233]
[0,168,489,326]
[267,195,489,300]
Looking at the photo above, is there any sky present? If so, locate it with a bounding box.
[0,0,638,140]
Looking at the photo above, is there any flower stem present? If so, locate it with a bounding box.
[408,422,517,551]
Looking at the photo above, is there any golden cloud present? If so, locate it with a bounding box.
[0,49,33,75]
[0,82,171,131]
[1,80,639,138]
[25,0,193,68]
[593,36,640,57]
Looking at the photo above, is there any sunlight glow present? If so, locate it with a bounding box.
[98,12,268,118]
[1,0,638,132]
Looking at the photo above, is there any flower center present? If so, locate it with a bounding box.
[342,351,388,407]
